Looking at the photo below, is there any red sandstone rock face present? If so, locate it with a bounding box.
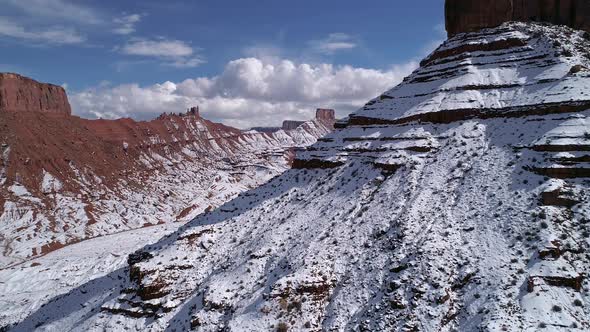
[315,108,335,128]
[445,0,590,37]
[315,108,335,122]
[0,73,71,115]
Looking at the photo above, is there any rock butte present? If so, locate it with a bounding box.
[283,109,335,131]
[315,108,336,123]
[445,0,590,37]
[0,73,71,115]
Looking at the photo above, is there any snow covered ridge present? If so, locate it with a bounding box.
[0,107,334,269]
[7,22,589,331]
[343,22,590,126]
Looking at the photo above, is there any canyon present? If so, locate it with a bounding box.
[3,0,590,331]
[6,16,590,332]
[0,74,335,269]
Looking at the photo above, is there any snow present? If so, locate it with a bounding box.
[9,185,30,197]
[535,116,590,146]
[0,112,331,270]
[40,170,63,194]
[11,108,589,331]
[0,223,179,327]
[355,23,590,123]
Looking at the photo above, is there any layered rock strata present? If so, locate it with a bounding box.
[446,0,590,37]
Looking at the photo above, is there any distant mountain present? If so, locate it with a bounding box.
[0,73,335,269]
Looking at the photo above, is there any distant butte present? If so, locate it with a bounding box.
[0,73,71,115]
[315,108,336,124]
[282,109,336,131]
[445,0,590,37]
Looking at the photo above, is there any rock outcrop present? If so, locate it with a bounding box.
[281,109,335,131]
[0,73,71,115]
[446,0,590,37]
[315,108,336,125]
[187,106,200,117]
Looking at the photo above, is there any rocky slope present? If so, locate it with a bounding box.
[9,21,590,332]
[0,77,335,269]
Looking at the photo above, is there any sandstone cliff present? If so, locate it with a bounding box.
[0,73,71,115]
[315,108,336,127]
[446,0,590,37]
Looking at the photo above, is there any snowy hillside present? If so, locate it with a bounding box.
[0,108,334,269]
[0,223,180,328]
[5,22,590,331]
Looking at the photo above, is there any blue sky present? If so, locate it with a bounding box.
[0,0,446,127]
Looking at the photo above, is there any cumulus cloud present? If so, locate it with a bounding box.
[119,38,205,68]
[71,57,418,128]
[0,17,85,45]
[309,33,358,54]
[113,13,143,35]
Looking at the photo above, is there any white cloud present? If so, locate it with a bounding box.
[121,39,193,57]
[71,57,418,128]
[0,17,85,45]
[113,13,143,35]
[166,57,207,68]
[119,38,205,68]
[309,33,358,54]
[1,0,102,25]
[1,1,146,47]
